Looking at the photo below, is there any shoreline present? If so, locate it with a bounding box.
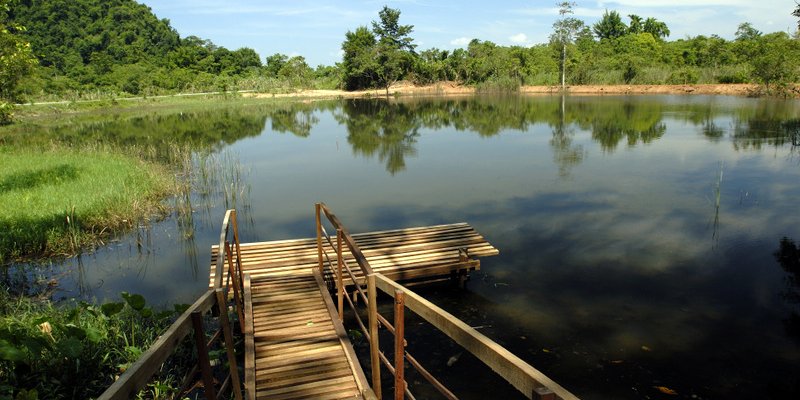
[250,83,779,99]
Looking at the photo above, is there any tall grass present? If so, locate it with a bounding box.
[0,146,173,264]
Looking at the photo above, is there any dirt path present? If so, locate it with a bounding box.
[245,82,775,99]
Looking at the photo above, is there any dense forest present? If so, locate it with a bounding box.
[1,0,800,110]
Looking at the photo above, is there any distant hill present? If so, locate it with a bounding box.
[9,0,262,95]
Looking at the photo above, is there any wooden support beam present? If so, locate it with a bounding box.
[394,290,406,400]
[215,289,243,400]
[243,274,255,400]
[337,229,344,321]
[368,274,382,400]
[191,311,217,400]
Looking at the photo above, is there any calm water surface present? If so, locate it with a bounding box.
[9,95,800,399]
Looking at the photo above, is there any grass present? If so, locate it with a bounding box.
[0,145,173,264]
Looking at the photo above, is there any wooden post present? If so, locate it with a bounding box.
[315,203,323,275]
[225,241,245,332]
[367,274,382,400]
[336,229,344,321]
[394,290,406,400]
[215,290,243,400]
[533,387,555,400]
[230,210,242,284]
[191,311,217,400]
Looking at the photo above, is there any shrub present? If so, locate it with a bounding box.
[668,67,699,84]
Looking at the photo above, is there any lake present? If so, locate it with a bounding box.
[7,94,800,399]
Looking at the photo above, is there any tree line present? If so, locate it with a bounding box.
[1,0,800,117]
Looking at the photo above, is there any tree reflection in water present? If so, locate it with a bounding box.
[775,237,800,342]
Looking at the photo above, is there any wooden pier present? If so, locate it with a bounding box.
[209,204,499,399]
[100,203,578,400]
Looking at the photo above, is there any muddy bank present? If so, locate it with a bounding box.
[245,82,790,99]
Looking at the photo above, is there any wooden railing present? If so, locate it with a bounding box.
[100,209,245,400]
[315,202,579,400]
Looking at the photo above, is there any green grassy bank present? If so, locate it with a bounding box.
[0,146,173,264]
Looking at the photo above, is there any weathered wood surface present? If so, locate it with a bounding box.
[212,221,499,400]
[210,223,498,287]
[245,269,370,399]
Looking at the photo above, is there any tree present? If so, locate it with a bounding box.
[278,56,313,87]
[642,17,670,39]
[593,10,626,40]
[265,53,288,77]
[371,6,416,96]
[793,2,800,31]
[628,14,643,34]
[551,2,584,89]
[750,32,800,92]
[735,22,762,41]
[341,26,378,90]
[0,0,37,123]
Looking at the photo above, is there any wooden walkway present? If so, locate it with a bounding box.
[210,222,498,400]
[245,271,368,400]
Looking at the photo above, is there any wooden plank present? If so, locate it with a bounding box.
[257,375,358,398]
[312,268,372,396]
[373,274,578,400]
[244,275,255,400]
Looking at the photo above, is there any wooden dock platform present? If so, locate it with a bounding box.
[102,205,578,400]
[210,222,499,287]
[211,219,498,400]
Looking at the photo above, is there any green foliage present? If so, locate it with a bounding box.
[749,32,800,92]
[642,17,670,39]
[0,102,13,125]
[552,2,584,87]
[340,6,416,93]
[594,10,627,40]
[0,289,179,399]
[668,67,699,84]
[341,26,378,90]
[7,0,266,100]
[0,0,37,105]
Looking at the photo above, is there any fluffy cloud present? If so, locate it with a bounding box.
[509,33,528,44]
[450,37,471,46]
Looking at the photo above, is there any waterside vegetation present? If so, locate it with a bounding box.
[0,0,797,123]
[0,288,193,399]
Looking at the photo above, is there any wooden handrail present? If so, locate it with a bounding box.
[317,202,375,275]
[215,209,242,289]
[314,202,577,400]
[99,290,217,400]
[373,273,578,400]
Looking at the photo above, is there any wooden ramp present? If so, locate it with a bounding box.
[245,271,370,400]
[210,222,499,287]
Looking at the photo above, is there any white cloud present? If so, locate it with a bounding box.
[509,33,528,44]
[450,37,471,46]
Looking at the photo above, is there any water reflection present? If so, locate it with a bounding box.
[775,237,800,342]
[550,95,585,178]
[2,94,800,399]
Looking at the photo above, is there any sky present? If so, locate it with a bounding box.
[140,0,799,67]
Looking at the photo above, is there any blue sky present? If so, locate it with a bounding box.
[140,0,798,67]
